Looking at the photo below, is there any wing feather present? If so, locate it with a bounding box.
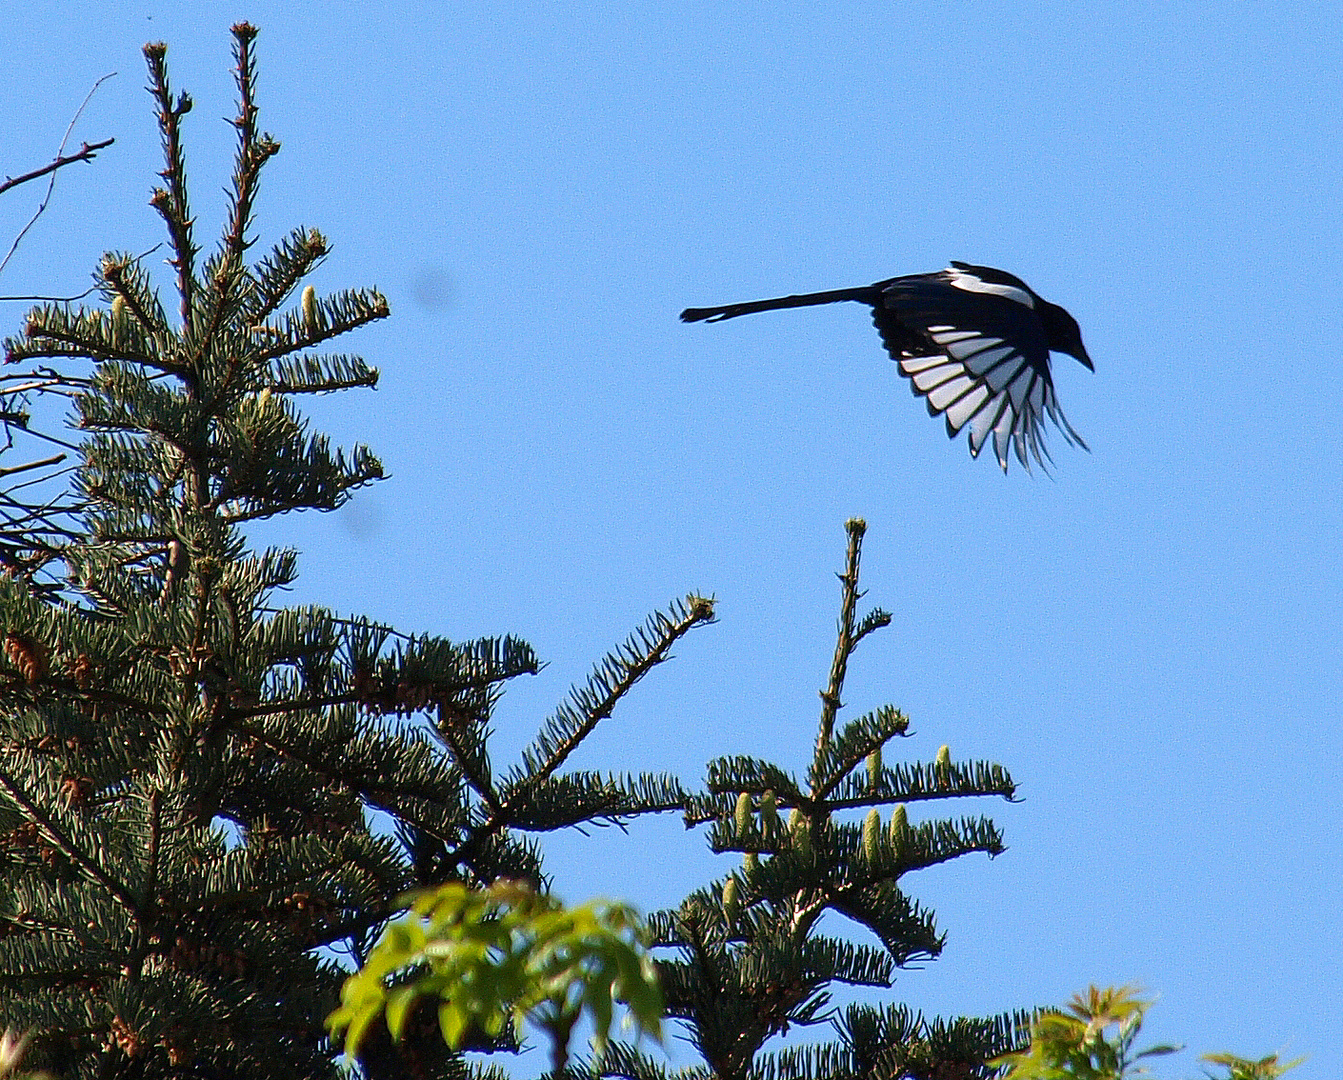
[871,277,1086,472]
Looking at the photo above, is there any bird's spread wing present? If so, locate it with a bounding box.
[872,276,1085,472]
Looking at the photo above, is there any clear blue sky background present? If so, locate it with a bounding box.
[5,2,1341,1076]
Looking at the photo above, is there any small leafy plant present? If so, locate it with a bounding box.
[993,986,1301,1080]
[328,881,662,1074]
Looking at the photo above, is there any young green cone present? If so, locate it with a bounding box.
[863,808,882,861]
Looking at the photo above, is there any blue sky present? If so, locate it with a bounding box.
[5,2,1341,1075]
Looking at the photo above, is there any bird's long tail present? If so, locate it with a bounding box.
[680,286,877,323]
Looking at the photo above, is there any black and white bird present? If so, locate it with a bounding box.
[681,262,1093,472]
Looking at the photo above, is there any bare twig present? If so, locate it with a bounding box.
[0,452,65,479]
[0,284,100,304]
[0,73,117,280]
[11,426,82,452]
[0,137,116,199]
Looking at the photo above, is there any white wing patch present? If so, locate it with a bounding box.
[930,327,984,346]
[945,267,1036,309]
[943,383,991,430]
[926,374,978,411]
[898,354,950,374]
[897,327,1085,473]
[910,362,964,391]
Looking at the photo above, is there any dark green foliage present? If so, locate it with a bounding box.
[742,1004,1035,1080]
[619,521,1027,1080]
[0,27,714,1080]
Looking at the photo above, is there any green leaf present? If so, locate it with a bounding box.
[384,984,421,1041]
[438,1000,468,1048]
[328,880,664,1068]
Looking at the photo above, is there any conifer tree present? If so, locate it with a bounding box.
[0,27,712,1079]
[596,518,1030,1080]
[332,521,1033,1080]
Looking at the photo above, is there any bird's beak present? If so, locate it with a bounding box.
[1075,347,1094,372]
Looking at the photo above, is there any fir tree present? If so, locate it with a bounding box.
[619,519,1030,1080]
[332,521,1033,1080]
[0,26,712,1079]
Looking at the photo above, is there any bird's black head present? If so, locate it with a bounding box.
[1039,299,1094,371]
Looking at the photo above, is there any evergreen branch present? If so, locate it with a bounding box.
[703,814,790,857]
[18,315,164,372]
[231,717,464,850]
[642,909,686,948]
[899,815,1006,868]
[851,606,892,648]
[704,757,804,799]
[824,759,1017,807]
[222,24,269,272]
[100,249,171,336]
[436,700,501,816]
[450,597,713,866]
[186,26,280,376]
[269,352,379,394]
[0,763,140,913]
[247,227,329,323]
[809,705,910,801]
[831,1002,1034,1080]
[231,689,375,721]
[143,41,198,330]
[797,936,895,988]
[453,825,547,888]
[594,1045,717,1080]
[214,434,385,521]
[750,1043,854,1080]
[506,595,715,795]
[0,675,168,719]
[0,30,492,1072]
[142,789,163,913]
[752,813,1003,897]
[828,881,943,966]
[833,1000,921,1059]
[178,833,399,917]
[0,909,81,940]
[252,287,390,361]
[504,771,688,831]
[684,758,804,826]
[0,962,124,992]
[591,1041,682,1080]
[815,519,866,766]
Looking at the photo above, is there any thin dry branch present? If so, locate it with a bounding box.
[0,72,117,280]
[0,452,65,479]
[0,138,116,200]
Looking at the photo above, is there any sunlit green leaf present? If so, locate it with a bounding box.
[326,879,664,1070]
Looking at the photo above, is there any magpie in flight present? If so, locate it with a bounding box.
[681,262,1093,472]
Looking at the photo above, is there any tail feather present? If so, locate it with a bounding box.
[680,286,876,323]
